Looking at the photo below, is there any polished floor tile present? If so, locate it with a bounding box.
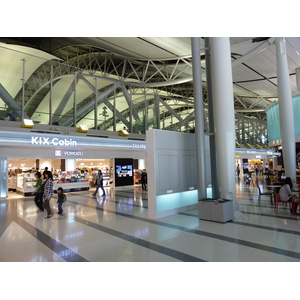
[1,177,300,262]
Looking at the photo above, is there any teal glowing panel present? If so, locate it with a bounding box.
[156,190,198,212]
[266,94,300,142]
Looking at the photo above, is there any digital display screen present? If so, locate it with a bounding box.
[116,165,133,177]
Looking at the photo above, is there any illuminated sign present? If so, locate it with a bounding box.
[55,150,61,157]
[55,150,83,156]
[31,136,77,147]
[132,144,146,149]
[63,151,83,156]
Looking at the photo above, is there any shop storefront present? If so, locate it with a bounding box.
[0,130,147,199]
[235,148,281,177]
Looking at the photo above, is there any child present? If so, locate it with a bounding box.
[57,187,67,215]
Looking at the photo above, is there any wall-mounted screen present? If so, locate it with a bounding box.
[115,158,134,186]
[116,165,133,177]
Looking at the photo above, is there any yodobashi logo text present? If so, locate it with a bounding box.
[132,144,146,149]
[31,136,78,147]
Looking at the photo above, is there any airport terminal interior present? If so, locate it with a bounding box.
[0,31,299,298]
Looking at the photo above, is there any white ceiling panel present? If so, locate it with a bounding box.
[242,47,278,78]
[232,64,263,82]
[90,37,193,60]
[141,37,194,58]
[230,37,254,45]
[235,80,278,98]
[232,84,258,98]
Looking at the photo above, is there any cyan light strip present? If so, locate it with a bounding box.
[156,190,198,212]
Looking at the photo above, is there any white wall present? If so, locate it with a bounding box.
[147,129,211,219]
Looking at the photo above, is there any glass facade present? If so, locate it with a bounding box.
[266,93,300,142]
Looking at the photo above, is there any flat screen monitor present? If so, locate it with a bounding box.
[116,165,133,177]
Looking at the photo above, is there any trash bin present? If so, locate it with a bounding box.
[198,199,233,223]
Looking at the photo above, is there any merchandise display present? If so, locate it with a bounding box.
[52,171,90,193]
[16,173,37,196]
[16,171,91,196]
[8,176,17,191]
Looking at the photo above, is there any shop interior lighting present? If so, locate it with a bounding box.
[77,125,89,133]
[21,119,34,128]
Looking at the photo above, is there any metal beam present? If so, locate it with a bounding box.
[0,83,29,120]
[52,79,77,124]
[102,98,130,128]
[60,77,118,127]
[119,83,142,125]
[173,111,195,131]
[158,97,184,122]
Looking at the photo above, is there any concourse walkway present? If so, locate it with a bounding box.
[1,181,300,262]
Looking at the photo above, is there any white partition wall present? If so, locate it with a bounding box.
[147,129,211,219]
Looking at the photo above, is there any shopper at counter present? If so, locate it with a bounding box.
[43,167,49,179]
[43,171,54,220]
[31,172,44,211]
[93,170,106,197]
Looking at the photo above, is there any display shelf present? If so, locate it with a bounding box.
[53,180,90,193]
[8,176,17,191]
[16,173,37,196]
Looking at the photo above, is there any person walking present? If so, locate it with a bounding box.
[31,172,44,211]
[255,163,259,176]
[141,169,147,191]
[57,187,66,215]
[93,170,105,197]
[236,164,240,177]
[259,163,263,175]
[43,171,54,220]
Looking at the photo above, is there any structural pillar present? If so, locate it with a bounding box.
[191,37,206,200]
[49,65,53,125]
[21,58,26,121]
[73,73,77,127]
[205,37,220,199]
[210,37,238,211]
[275,38,296,183]
[94,78,98,129]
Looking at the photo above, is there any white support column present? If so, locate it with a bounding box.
[210,37,238,211]
[49,65,53,125]
[191,37,207,200]
[0,157,8,200]
[94,78,98,129]
[296,68,300,92]
[276,38,296,183]
[73,73,77,127]
[21,58,26,121]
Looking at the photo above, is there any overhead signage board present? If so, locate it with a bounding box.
[0,131,147,151]
[31,137,78,147]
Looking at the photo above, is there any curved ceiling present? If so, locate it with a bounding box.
[0,37,300,131]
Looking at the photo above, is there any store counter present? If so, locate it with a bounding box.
[16,173,90,196]
[53,180,90,193]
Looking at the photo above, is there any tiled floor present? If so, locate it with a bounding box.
[1,176,300,262]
